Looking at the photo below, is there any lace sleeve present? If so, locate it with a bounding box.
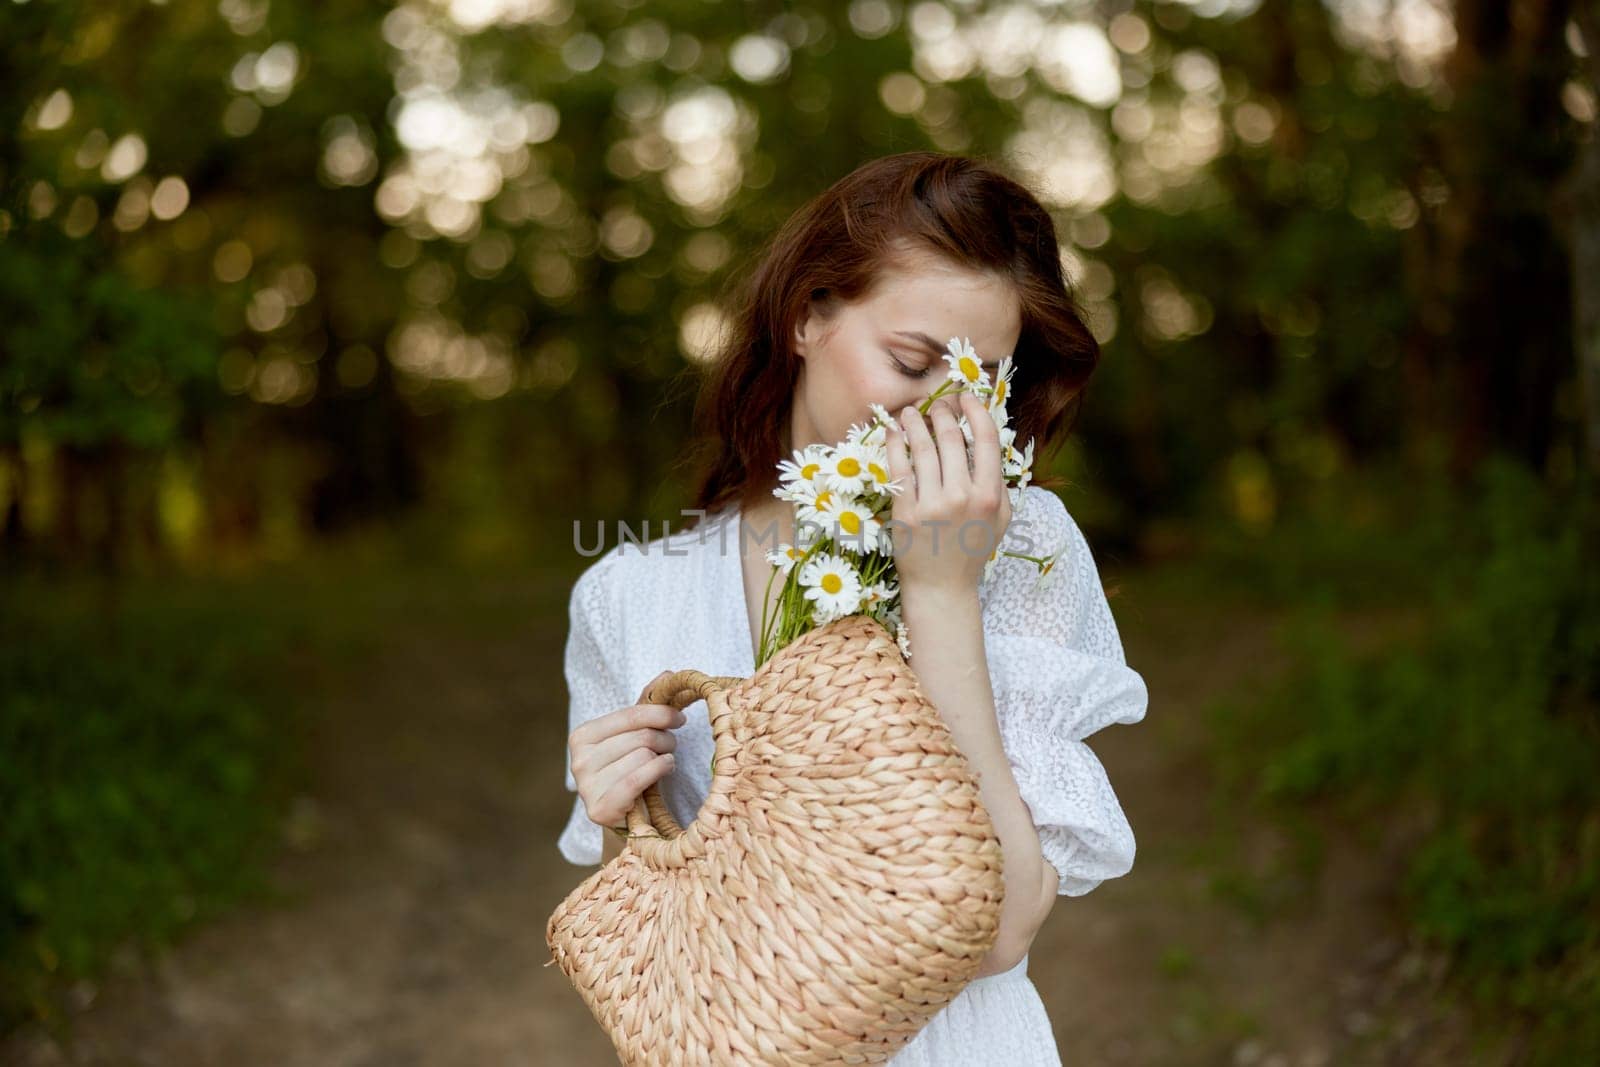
[556,554,631,866]
[982,486,1149,896]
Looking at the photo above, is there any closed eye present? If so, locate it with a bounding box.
[888,351,932,379]
[890,351,1003,380]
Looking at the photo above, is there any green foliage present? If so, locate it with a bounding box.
[0,584,304,1034]
[0,227,220,447]
[1,0,1587,562]
[1207,457,1600,1063]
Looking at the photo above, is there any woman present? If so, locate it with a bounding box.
[558,152,1149,1065]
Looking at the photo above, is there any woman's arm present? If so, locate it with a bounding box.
[900,584,1052,978]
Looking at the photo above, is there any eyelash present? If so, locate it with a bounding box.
[889,351,1002,381]
[889,352,931,379]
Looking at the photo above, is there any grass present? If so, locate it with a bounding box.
[1,585,295,1033]
[0,514,594,1039]
[1202,455,1600,1064]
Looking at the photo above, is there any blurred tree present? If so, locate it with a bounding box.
[1435,0,1576,477]
[1,0,1590,572]
[1561,1,1600,478]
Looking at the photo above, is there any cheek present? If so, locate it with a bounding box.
[842,357,911,414]
[806,353,872,437]
[809,338,925,436]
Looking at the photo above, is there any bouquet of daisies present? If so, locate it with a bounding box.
[753,337,1067,668]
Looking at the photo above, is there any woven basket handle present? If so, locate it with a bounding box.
[623,669,743,843]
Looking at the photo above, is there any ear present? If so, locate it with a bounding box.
[792,288,828,360]
[792,309,812,360]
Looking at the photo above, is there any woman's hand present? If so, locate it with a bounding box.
[568,670,684,833]
[885,390,1012,595]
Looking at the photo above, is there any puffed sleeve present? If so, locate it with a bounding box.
[982,486,1149,896]
[556,553,632,866]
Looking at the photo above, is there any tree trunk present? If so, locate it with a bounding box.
[1564,2,1600,479]
[1438,0,1577,480]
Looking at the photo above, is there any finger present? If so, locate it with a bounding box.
[939,393,974,476]
[962,391,1002,494]
[578,726,680,777]
[927,398,970,492]
[572,700,685,747]
[900,405,940,499]
[884,410,914,507]
[589,746,675,824]
[955,392,1004,552]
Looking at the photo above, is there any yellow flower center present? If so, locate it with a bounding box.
[836,456,861,477]
[960,355,980,381]
[867,462,888,483]
[814,490,833,511]
[801,462,820,480]
[821,573,842,594]
[994,380,1007,405]
[839,511,861,535]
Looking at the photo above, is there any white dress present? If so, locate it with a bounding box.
[557,485,1149,1066]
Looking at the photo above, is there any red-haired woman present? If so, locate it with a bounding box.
[560,152,1148,1065]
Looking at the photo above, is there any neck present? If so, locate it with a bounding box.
[740,486,793,548]
[737,405,804,536]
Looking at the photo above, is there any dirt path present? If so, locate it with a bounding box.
[2,566,1496,1065]
[1033,577,1493,1066]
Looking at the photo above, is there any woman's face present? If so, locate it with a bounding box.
[788,247,1023,453]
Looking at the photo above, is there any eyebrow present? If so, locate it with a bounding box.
[891,330,1001,367]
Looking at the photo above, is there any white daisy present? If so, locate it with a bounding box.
[858,442,897,496]
[797,517,830,548]
[765,543,807,575]
[776,444,830,492]
[798,552,863,622]
[987,356,1014,427]
[1034,544,1066,592]
[860,580,896,609]
[1003,434,1035,482]
[895,619,913,659]
[827,499,886,554]
[981,542,1002,582]
[820,441,875,496]
[868,403,900,434]
[792,483,847,529]
[942,337,990,392]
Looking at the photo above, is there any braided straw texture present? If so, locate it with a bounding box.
[545,612,1007,1066]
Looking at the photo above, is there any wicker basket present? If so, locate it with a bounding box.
[545,612,1006,1066]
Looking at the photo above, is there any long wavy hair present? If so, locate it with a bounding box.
[681,151,1100,525]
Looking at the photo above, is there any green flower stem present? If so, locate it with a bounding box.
[757,536,830,668]
[755,557,780,664]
